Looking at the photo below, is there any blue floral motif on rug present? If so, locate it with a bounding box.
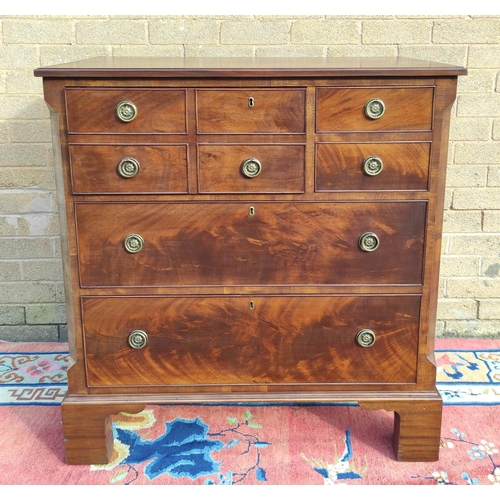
[91,409,270,484]
[117,417,225,480]
[301,427,367,485]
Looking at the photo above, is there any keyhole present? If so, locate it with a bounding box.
[249,301,255,310]
[248,97,255,108]
[249,206,255,216]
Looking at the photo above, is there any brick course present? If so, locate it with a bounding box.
[0,15,499,340]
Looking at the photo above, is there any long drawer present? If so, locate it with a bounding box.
[82,294,421,387]
[75,201,426,287]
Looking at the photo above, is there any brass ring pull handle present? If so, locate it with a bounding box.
[359,232,380,252]
[364,98,385,120]
[356,329,376,347]
[116,100,138,122]
[241,158,262,178]
[118,157,140,178]
[124,233,144,253]
[362,156,384,176]
[128,330,148,349]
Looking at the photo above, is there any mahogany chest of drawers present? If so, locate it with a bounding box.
[35,57,466,464]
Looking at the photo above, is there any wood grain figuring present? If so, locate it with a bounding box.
[82,295,420,387]
[75,201,426,287]
[315,142,431,191]
[316,87,434,132]
[198,144,305,193]
[65,88,187,134]
[196,89,306,133]
[69,144,188,194]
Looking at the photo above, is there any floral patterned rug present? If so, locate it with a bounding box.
[0,339,499,485]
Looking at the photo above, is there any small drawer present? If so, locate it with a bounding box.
[69,145,188,194]
[82,294,420,387]
[198,144,305,193]
[316,142,431,192]
[76,201,426,288]
[316,87,434,132]
[65,88,187,134]
[196,89,306,134]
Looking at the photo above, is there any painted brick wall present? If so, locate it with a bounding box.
[0,15,499,341]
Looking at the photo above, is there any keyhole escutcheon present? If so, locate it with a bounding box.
[248,97,255,108]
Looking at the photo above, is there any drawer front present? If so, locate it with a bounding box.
[198,144,305,193]
[316,142,430,192]
[76,201,426,287]
[316,87,433,132]
[196,89,306,134]
[82,295,420,387]
[70,145,188,194]
[65,89,187,134]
